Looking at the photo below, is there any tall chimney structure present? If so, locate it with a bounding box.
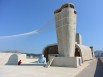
[54,3,76,57]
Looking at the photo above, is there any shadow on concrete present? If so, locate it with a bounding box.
[21,64,46,66]
[6,54,18,65]
[94,58,103,77]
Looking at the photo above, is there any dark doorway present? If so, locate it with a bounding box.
[43,45,58,62]
[75,48,80,57]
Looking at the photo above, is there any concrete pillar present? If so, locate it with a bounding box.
[54,3,76,57]
[76,33,82,45]
[90,46,95,57]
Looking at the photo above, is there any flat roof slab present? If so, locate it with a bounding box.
[0,61,91,77]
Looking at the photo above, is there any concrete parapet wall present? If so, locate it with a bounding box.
[0,53,26,65]
[48,55,82,67]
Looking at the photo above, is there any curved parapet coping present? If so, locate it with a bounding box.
[54,3,75,14]
[42,43,58,54]
[61,3,74,9]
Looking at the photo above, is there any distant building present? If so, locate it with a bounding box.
[26,54,41,59]
[94,50,103,57]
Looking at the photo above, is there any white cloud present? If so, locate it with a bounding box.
[0,30,38,39]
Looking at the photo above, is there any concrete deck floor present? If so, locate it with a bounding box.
[0,61,91,77]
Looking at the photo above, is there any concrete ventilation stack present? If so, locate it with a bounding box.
[76,33,82,45]
[54,3,76,57]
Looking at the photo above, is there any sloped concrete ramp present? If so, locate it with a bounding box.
[75,58,103,77]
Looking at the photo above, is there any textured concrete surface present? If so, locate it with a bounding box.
[48,55,82,67]
[75,58,103,77]
[54,4,76,57]
[75,44,93,62]
[0,60,91,77]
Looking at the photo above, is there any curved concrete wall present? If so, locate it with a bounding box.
[0,53,26,65]
[43,44,93,62]
[54,3,76,57]
[75,44,93,62]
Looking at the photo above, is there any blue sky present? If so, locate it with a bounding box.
[0,0,103,53]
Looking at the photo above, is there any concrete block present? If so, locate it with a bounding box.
[48,54,82,67]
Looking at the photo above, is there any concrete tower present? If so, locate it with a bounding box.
[54,3,77,57]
